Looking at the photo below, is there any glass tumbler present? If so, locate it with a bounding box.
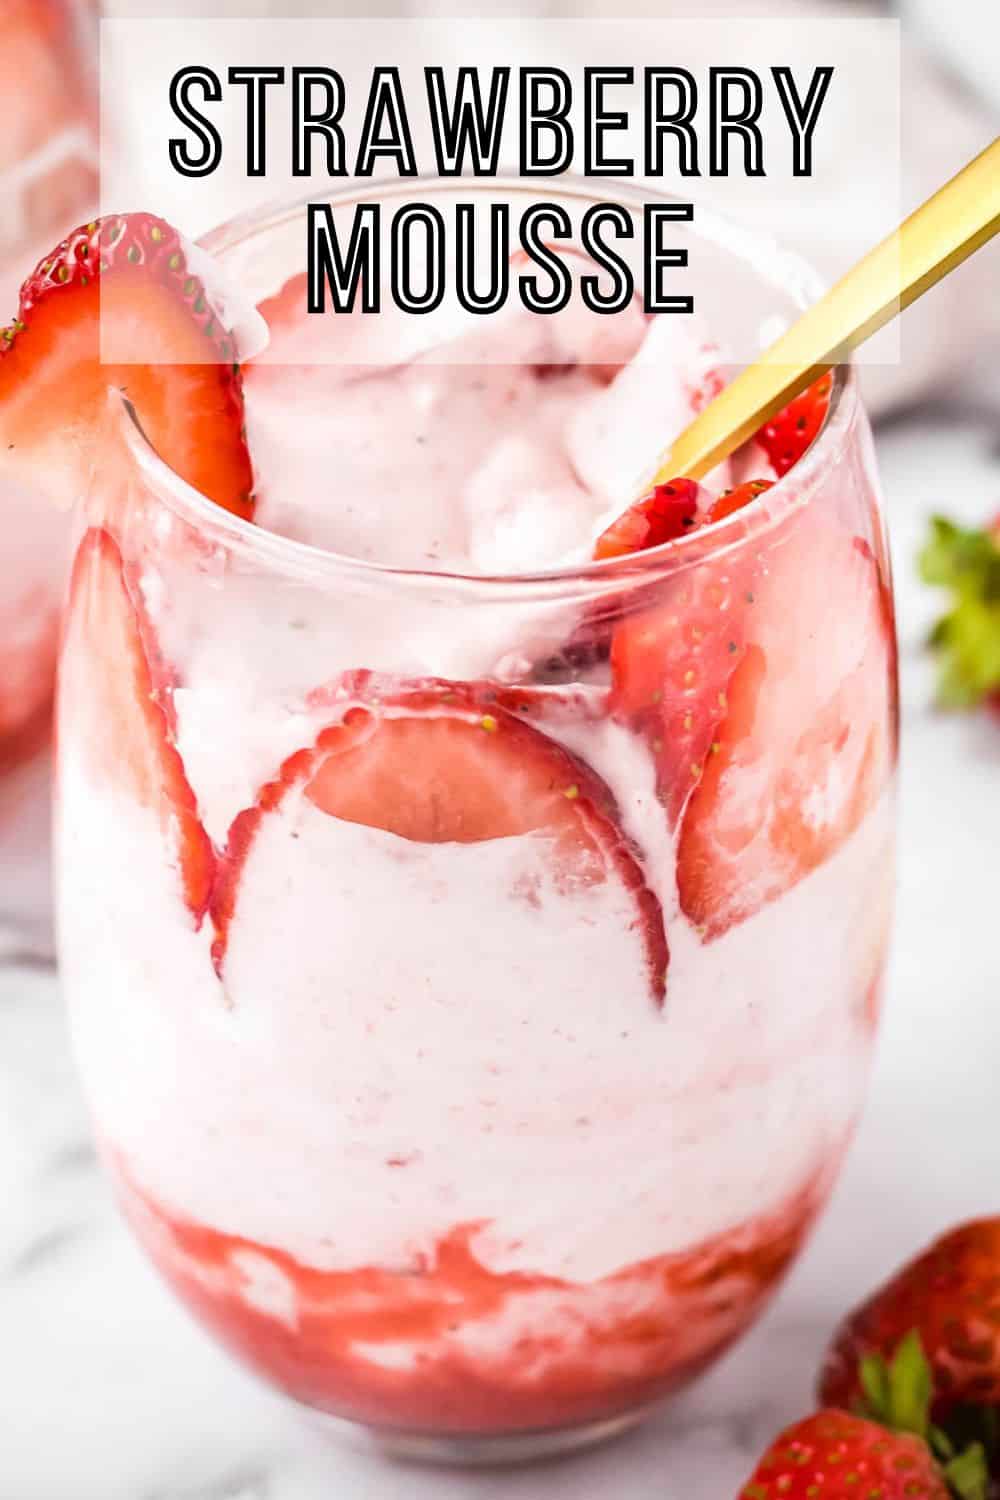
[56,182,898,1464]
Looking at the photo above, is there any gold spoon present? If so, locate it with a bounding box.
[651,133,1000,486]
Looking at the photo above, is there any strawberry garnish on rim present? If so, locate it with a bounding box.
[756,372,833,477]
[59,528,214,923]
[211,679,668,1002]
[0,214,254,519]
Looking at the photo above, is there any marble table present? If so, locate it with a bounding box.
[4,405,1000,1499]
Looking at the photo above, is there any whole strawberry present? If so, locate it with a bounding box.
[739,1307,993,1500]
[737,1410,952,1499]
[821,1220,1000,1431]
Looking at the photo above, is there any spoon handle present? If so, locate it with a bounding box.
[653,134,1000,484]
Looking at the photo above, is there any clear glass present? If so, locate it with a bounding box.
[0,0,97,953]
[56,181,898,1464]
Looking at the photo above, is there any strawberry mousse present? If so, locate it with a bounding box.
[39,202,898,1457]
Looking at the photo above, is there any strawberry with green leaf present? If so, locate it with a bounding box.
[820,1219,1000,1492]
[737,1216,1000,1499]
[736,1405,985,1500]
[737,1336,989,1499]
[919,516,1000,712]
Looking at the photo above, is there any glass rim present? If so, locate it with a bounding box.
[117,173,860,603]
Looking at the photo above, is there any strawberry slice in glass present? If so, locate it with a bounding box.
[676,520,896,939]
[60,528,214,923]
[2,212,258,916]
[212,681,668,1005]
[605,478,772,826]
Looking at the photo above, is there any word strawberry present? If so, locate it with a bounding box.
[756,372,833,477]
[0,214,253,518]
[59,529,214,922]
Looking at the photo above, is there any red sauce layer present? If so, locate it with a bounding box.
[116,1165,831,1435]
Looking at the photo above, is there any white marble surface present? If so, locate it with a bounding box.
[3,401,1000,1498]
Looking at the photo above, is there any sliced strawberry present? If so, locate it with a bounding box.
[212,679,668,1002]
[605,480,772,826]
[607,485,895,930]
[0,215,254,519]
[610,553,759,826]
[755,372,833,477]
[59,528,214,921]
[594,479,701,562]
[677,516,895,939]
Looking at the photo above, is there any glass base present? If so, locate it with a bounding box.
[307,1406,647,1467]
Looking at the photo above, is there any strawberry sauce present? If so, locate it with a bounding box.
[118,1166,828,1434]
